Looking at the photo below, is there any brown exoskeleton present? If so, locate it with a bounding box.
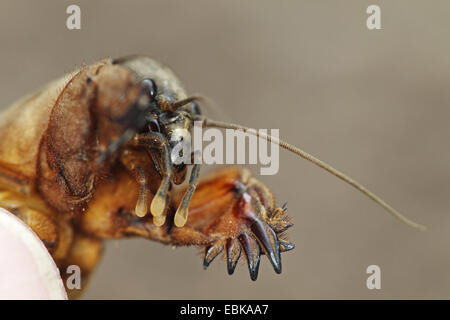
[0,55,424,298]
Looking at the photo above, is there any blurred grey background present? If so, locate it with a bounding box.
[0,0,449,299]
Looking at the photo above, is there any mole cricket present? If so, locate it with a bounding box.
[0,55,425,298]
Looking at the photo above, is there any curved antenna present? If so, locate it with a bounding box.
[203,118,426,231]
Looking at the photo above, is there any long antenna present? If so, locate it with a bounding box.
[203,118,426,231]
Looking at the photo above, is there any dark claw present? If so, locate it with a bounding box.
[226,238,242,275]
[238,233,261,281]
[279,240,295,252]
[250,220,281,274]
[203,243,223,269]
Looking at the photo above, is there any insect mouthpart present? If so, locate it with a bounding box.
[115,101,201,228]
[96,86,203,228]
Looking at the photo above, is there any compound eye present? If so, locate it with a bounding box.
[140,78,157,102]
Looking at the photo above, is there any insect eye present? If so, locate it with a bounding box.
[140,78,157,102]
